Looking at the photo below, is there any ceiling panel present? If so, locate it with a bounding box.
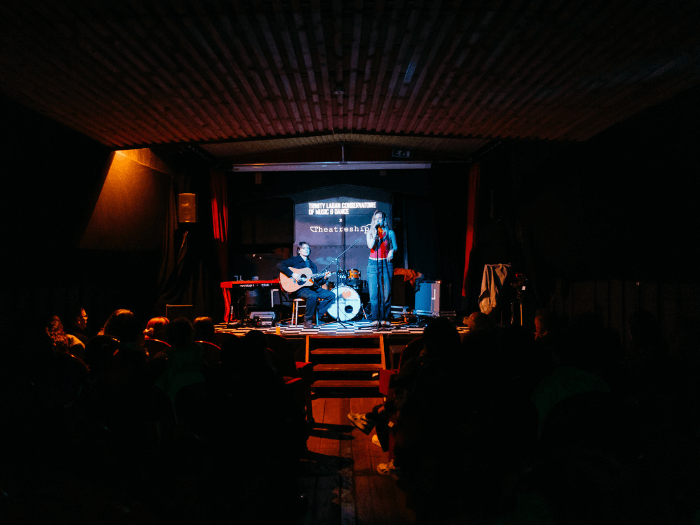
[1,0,699,161]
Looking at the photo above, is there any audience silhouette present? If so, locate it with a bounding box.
[0,309,311,524]
[2,307,699,524]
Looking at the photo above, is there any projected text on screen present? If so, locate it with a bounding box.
[294,197,390,246]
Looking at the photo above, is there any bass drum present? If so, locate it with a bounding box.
[328,286,362,322]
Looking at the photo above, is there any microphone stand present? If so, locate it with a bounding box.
[331,238,362,328]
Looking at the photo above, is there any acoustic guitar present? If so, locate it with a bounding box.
[279,267,333,293]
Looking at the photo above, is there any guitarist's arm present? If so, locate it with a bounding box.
[317,270,331,285]
[305,260,331,286]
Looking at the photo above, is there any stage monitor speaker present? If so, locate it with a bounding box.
[166,304,194,321]
[414,281,450,315]
[178,193,197,223]
[244,288,272,309]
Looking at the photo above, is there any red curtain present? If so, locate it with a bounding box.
[210,168,229,319]
[462,162,480,296]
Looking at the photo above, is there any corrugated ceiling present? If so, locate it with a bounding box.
[1,0,699,161]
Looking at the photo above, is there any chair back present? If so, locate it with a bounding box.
[265,333,298,375]
[84,335,120,370]
[143,338,171,358]
[398,337,425,370]
[215,331,241,349]
[196,340,221,365]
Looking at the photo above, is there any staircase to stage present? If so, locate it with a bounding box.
[305,334,386,391]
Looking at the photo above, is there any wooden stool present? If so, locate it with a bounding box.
[291,298,306,326]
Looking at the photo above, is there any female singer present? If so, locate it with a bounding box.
[366,210,397,327]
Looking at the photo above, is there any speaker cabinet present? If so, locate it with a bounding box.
[414,281,450,315]
[392,274,415,308]
[178,193,197,223]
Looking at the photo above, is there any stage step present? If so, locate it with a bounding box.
[311,380,380,389]
[313,363,383,372]
[306,334,386,391]
[311,348,381,355]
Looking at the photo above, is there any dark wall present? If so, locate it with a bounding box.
[0,98,216,340]
[1,97,112,340]
[519,86,700,286]
[79,153,171,252]
[1,98,112,274]
[467,84,700,329]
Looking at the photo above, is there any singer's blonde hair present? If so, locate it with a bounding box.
[372,210,391,230]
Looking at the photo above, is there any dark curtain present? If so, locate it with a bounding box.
[462,163,480,298]
[154,172,223,321]
[154,180,182,314]
[210,168,228,282]
[210,168,229,322]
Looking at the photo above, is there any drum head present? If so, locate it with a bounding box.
[328,286,362,322]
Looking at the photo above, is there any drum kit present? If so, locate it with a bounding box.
[325,268,368,322]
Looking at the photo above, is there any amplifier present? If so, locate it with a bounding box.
[414,281,451,316]
[249,311,276,327]
[166,304,194,321]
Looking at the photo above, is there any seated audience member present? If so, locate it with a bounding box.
[155,317,205,401]
[463,310,503,354]
[393,317,539,524]
[210,329,307,522]
[496,323,543,397]
[193,316,216,342]
[534,308,555,340]
[531,308,560,374]
[101,309,148,354]
[464,310,495,333]
[143,316,169,340]
[239,330,285,391]
[530,313,615,433]
[45,315,85,358]
[83,334,120,374]
[96,310,153,391]
[532,313,700,525]
[347,317,462,452]
[64,307,90,346]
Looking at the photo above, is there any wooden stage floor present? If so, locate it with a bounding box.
[299,396,415,525]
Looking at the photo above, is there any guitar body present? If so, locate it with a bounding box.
[280,267,327,293]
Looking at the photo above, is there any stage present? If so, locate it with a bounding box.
[215,319,469,338]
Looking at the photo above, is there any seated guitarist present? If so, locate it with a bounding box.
[277,241,336,328]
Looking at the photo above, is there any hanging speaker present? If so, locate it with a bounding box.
[178,193,197,223]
